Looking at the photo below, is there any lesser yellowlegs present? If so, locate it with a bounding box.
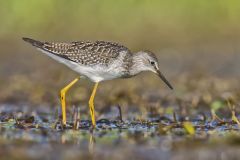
[22,37,173,128]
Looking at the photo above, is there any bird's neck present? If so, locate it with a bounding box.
[129,53,147,76]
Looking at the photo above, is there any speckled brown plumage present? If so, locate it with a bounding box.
[22,37,173,89]
[22,38,131,66]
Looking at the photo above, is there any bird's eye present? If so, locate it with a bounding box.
[150,61,155,65]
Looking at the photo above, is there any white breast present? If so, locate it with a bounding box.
[38,49,127,82]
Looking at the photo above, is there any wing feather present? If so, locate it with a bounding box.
[42,41,130,66]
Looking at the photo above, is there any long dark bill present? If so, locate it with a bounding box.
[157,70,173,90]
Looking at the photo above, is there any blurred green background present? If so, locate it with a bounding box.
[1,1,240,47]
[0,0,239,106]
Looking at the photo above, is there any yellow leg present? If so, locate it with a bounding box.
[88,82,99,128]
[60,77,80,125]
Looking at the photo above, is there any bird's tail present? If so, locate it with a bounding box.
[22,37,44,48]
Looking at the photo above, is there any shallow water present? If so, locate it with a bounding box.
[1,104,240,160]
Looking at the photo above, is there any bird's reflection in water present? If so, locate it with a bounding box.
[88,131,95,155]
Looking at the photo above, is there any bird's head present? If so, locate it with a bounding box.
[133,51,173,90]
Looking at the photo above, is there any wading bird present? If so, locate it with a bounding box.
[23,37,173,128]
